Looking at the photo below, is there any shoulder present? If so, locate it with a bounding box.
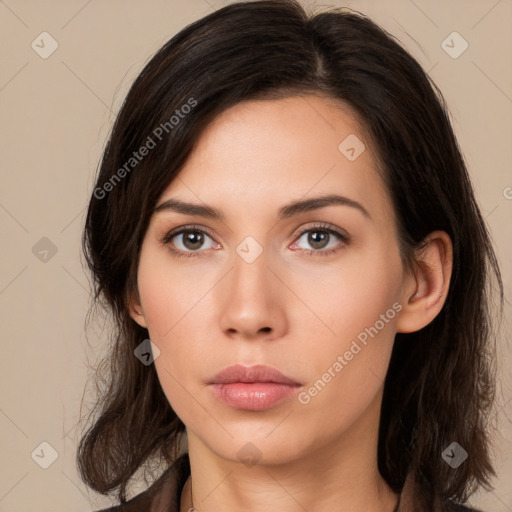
[95,492,152,512]
[93,453,190,512]
[444,501,484,512]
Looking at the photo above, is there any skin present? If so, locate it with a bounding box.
[129,95,453,512]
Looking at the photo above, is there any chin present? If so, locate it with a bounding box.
[191,423,314,466]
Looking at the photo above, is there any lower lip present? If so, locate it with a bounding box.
[210,382,299,410]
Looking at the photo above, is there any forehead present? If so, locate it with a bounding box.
[158,95,391,224]
[187,94,371,169]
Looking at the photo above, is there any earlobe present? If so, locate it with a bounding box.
[395,231,453,334]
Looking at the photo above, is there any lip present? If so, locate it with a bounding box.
[208,364,302,411]
[209,364,301,386]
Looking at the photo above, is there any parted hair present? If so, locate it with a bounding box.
[78,0,503,508]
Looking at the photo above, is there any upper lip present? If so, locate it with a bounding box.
[209,364,301,385]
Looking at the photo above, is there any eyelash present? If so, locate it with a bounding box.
[160,223,350,259]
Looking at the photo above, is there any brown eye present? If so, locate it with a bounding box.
[162,226,219,259]
[306,230,331,250]
[180,230,205,251]
[293,227,348,254]
[170,229,213,252]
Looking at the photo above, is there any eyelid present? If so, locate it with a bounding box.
[160,223,217,245]
[291,222,351,242]
[289,222,351,256]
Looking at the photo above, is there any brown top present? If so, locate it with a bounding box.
[96,453,191,512]
[95,453,484,512]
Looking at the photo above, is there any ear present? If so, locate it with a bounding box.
[396,230,453,333]
[127,288,148,328]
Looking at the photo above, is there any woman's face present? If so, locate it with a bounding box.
[133,95,411,465]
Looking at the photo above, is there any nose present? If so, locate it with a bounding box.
[217,246,288,341]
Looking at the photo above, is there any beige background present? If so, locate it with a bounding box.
[0,0,511,511]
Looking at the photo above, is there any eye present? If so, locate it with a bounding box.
[290,223,350,256]
[161,225,219,258]
[161,222,350,259]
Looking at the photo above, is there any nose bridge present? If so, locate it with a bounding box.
[217,239,287,338]
[230,241,273,307]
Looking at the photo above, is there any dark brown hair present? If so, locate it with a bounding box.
[78,0,503,508]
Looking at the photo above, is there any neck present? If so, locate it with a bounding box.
[181,465,398,512]
[180,393,399,512]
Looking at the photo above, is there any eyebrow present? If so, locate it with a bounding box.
[154,193,371,221]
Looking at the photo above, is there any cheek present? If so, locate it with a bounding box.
[295,244,402,407]
[137,262,204,419]
[303,242,403,341]
[136,246,217,405]
[136,244,216,340]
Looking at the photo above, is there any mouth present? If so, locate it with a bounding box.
[208,364,302,411]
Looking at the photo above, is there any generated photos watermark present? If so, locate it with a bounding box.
[298,301,402,405]
[93,96,197,200]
